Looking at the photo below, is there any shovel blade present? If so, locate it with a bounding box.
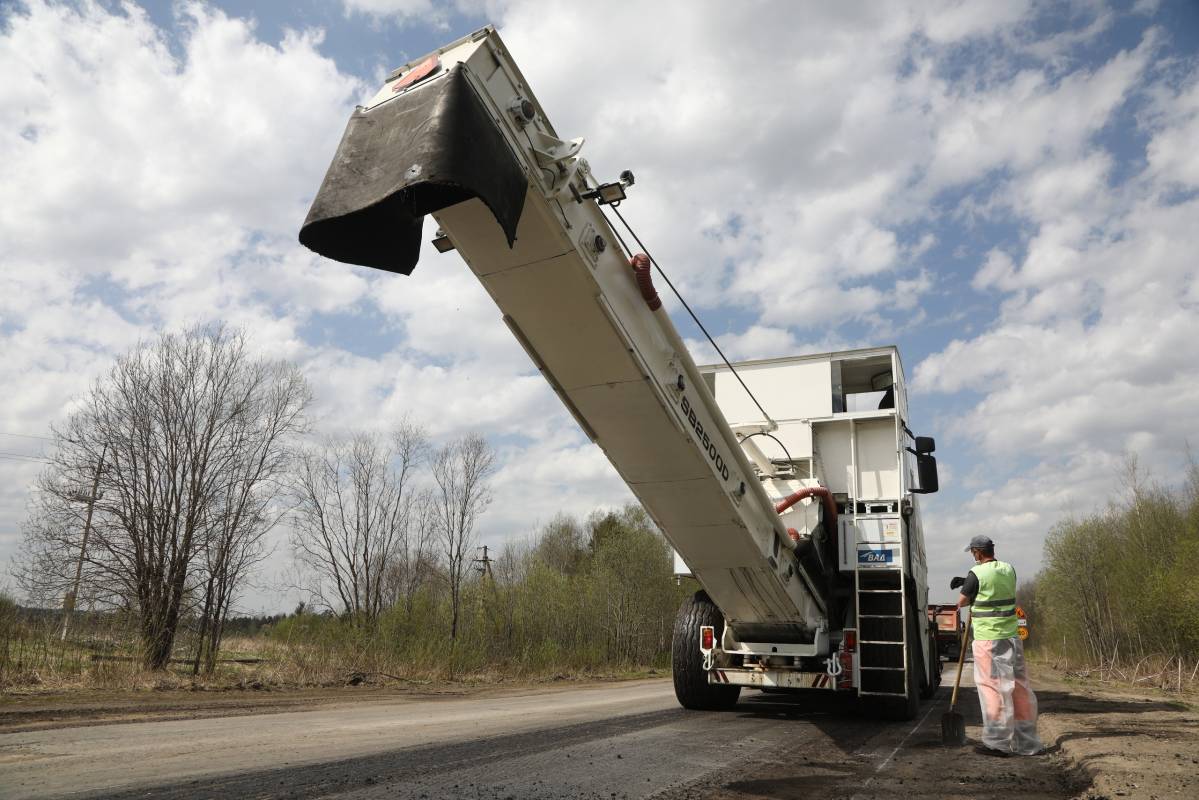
[941,711,967,746]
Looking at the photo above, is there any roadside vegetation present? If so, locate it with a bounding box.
[2,324,688,692]
[2,506,687,691]
[1027,459,1199,693]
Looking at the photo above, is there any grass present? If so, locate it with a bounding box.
[1028,647,1199,698]
[1,624,668,699]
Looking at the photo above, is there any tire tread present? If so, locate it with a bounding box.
[672,592,740,711]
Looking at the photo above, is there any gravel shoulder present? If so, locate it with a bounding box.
[0,672,661,734]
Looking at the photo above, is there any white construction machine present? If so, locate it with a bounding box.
[299,26,942,718]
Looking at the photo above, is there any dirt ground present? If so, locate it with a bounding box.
[1035,670,1199,800]
[0,672,648,734]
[689,664,1199,800]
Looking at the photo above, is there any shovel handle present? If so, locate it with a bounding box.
[949,610,972,709]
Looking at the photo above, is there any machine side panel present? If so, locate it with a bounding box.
[713,360,833,424]
[854,419,901,501]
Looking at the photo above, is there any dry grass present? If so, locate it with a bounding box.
[1030,648,1199,697]
[1,625,662,699]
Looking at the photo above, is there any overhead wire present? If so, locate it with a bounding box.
[600,203,777,429]
[0,431,54,441]
[0,431,54,465]
[0,450,51,464]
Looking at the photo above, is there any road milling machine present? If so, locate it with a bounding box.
[299,26,943,719]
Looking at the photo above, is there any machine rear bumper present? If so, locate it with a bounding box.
[709,667,848,690]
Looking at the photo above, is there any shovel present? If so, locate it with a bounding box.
[941,610,972,746]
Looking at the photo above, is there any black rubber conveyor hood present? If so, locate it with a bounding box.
[299,64,527,275]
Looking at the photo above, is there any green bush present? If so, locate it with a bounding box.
[1035,465,1199,670]
[264,503,690,681]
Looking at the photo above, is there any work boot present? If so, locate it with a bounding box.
[973,744,1011,758]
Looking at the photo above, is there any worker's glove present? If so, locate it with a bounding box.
[950,576,965,589]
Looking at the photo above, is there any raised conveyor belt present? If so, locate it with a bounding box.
[299,27,828,644]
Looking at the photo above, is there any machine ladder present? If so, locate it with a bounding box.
[855,556,911,697]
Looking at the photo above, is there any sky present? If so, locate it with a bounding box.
[1,0,1197,612]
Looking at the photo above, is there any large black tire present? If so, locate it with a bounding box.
[919,622,941,699]
[672,591,740,711]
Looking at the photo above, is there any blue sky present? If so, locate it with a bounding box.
[2,0,1197,611]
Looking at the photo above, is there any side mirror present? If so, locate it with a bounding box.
[915,436,935,454]
[912,453,939,494]
[950,576,965,590]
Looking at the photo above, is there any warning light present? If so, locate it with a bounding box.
[1015,606,1026,619]
[392,56,441,93]
[700,625,714,652]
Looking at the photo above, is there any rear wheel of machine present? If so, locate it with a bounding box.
[919,622,940,698]
[672,591,740,711]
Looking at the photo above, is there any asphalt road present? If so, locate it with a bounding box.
[0,666,1078,800]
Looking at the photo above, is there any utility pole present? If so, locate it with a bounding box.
[473,544,494,580]
[472,543,511,645]
[61,443,105,641]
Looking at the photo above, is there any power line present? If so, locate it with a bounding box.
[0,431,54,441]
[600,204,776,427]
[0,450,51,464]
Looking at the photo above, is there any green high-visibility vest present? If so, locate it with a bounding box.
[970,560,1019,640]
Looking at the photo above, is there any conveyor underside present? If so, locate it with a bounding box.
[433,194,825,640]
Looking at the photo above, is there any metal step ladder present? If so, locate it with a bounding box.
[854,521,909,698]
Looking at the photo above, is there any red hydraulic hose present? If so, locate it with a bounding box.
[630,254,662,311]
[775,486,838,530]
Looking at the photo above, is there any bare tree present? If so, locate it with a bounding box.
[535,513,588,575]
[290,424,427,624]
[430,433,496,641]
[19,325,309,669]
[383,486,437,616]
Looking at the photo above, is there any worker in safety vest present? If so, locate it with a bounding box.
[957,535,1043,756]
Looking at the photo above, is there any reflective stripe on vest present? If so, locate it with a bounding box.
[970,561,1019,640]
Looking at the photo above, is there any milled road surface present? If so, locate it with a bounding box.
[1,669,1085,799]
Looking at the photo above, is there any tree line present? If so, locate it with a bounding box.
[269,504,688,678]
[15,325,525,672]
[1029,459,1198,682]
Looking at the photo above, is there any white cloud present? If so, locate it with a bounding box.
[923,448,1133,601]
[485,438,634,543]
[0,0,368,589]
[921,32,1154,193]
[913,30,1199,591]
[342,0,442,24]
[921,0,1033,43]
[0,2,363,266]
[486,2,982,331]
[1145,72,1199,187]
